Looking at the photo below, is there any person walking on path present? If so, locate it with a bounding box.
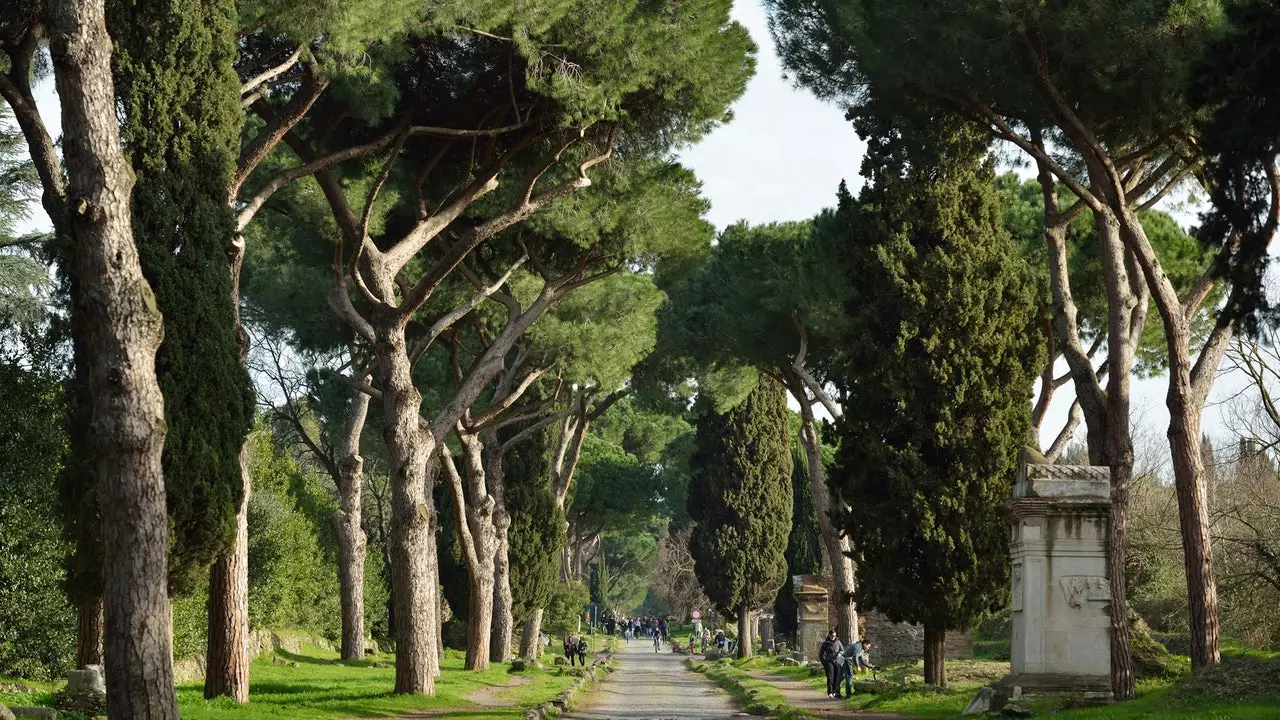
[836,640,858,697]
[577,635,589,666]
[653,627,662,653]
[565,635,578,666]
[819,628,843,698]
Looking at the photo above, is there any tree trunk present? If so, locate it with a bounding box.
[737,605,753,659]
[47,0,179,716]
[1039,158,1140,699]
[378,324,437,695]
[785,369,857,642]
[923,626,946,688]
[520,610,545,663]
[1094,209,1141,700]
[205,446,251,702]
[1111,209,1222,670]
[334,392,371,661]
[76,598,104,668]
[491,518,514,662]
[467,570,496,670]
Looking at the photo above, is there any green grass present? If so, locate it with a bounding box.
[701,645,1280,720]
[3,646,580,720]
[688,656,813,720]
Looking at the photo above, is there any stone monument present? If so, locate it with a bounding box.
[994,448,1114,708]
[793,574,829,661]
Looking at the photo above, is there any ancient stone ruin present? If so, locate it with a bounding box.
[994,448,1114,708]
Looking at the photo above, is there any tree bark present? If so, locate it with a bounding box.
[782,368,857,643]
[1036,156,1139,699]
[442,436,497,671]
[378,324,437,695]
[1094,209,1141,700]
[491,517,514,662]
[737,605,753,659]
[47,0,179,715]
[922,626,946,688]
[1112,210,1222,670]
[205,445,251,702]
[75,597,104,668]
[333,392,371,661]
[520,609,545,663]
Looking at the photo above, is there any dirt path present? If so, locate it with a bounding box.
[746,671,920,720]
[565,642,745,720]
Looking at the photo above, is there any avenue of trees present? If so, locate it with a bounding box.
[3,0,1280,714]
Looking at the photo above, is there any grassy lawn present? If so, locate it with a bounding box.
[3,646,581,720]
[687,657,810,720]
[696,643,1280,720]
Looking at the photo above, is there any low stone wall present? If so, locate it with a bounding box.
[860,611,972,665]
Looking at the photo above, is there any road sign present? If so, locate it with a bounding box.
[691,609,702,620]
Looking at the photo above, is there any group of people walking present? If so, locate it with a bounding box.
[563,634,590,666]
[618,615,667,652]
[818,629,873,699]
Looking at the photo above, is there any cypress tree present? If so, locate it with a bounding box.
[689,378,793,659]
[108,0,253,594]
[828,137,1044,687]
[109,0,254,701]
[774,443,822,638]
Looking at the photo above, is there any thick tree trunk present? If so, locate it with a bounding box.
[923,626,946,688]
[76,598,104,668]
[1112,209,1222,670]
[378,325,437,695]
[468,572,496,670]
[205,447,251,702]
[491,518,514,662]
[520,610,545,663]
[784,369,857,643]
[47,0,179,716]
[737,605,753,659]
[334,392,371,661]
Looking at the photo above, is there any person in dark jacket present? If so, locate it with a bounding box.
[818,629,843,698]
[576,635,589,665]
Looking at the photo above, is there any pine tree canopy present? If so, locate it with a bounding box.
[827,142,1044,632]
[688,378,792,616]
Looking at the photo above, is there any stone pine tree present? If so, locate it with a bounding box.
[828,138,1044,688]
[109,0,255,702]
[775,442,822,638]
[689,378,792,659]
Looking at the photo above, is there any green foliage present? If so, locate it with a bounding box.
[110,0,255,594]
[767,0,1218,151]
[0,364,74,680]
[0,107,44,339]
[828,144,1044,634]
[246,426,342,637]
[505,421,564,623]
[775,443,822,637]
[688,378,793,616]
[544,581,590,637]
[588,558,609,607]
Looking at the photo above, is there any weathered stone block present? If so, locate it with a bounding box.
[66,666,105,695]
[0,703,14,720]
[962,687,992,715]
[9,708,56,719]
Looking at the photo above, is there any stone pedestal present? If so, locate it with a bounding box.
[995,449,1113,709]
[794,575,829,661]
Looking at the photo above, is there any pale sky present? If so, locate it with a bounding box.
[676,0,1254,457]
